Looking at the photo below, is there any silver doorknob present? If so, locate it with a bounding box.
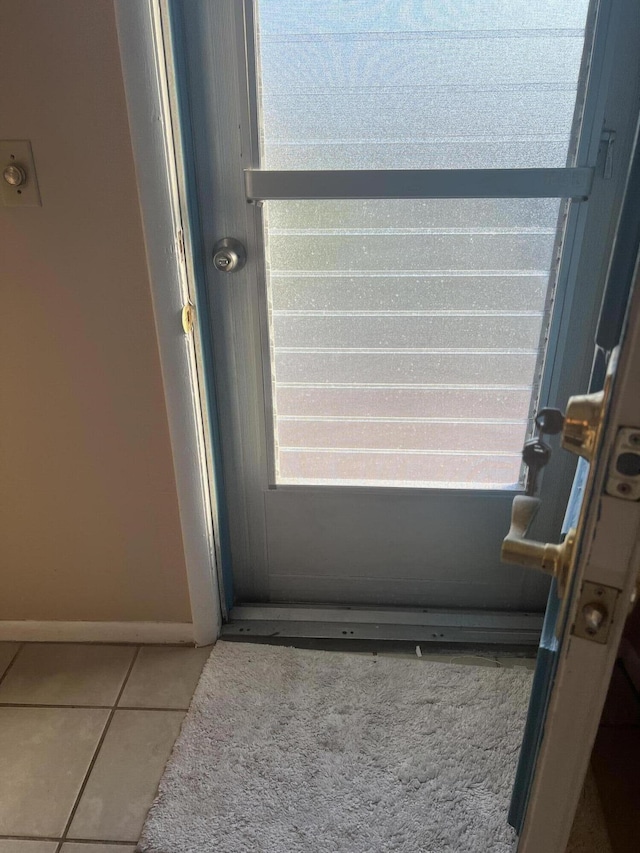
[212,237,246,273]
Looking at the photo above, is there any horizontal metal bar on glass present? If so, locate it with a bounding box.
[245,168,594,201]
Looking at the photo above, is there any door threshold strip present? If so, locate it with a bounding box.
[222,605,543,646]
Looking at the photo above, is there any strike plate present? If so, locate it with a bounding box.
[606,427,640,500]
[572,581,619,644]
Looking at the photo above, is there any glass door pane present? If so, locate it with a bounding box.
[255,0,592,169]
[252,0,594,488]
[264,198,562,487]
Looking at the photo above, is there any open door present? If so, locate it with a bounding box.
[504,134,640,851]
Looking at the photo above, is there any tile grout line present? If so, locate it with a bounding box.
[0,704,189,712]
[9,642,190,648]
[0,837,61,844]
[0,837,139,846]
[112,706,190,712]
[61,841,139,847]
[0,642,24,689]
[54,646,143,853]
[0,703,112,710]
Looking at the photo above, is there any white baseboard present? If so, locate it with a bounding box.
[0,621,195,645]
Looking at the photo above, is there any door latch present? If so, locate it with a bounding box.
[572,581,618,643]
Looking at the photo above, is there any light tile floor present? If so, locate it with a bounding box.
[0,640,535,853]
[0,642,212,853]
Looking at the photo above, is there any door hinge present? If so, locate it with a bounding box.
[181,301,195,335]
[601,129,616,180]
[605,427,640,500]
[572,581,619,644]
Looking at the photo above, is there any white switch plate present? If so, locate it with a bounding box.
[1,140,41,207]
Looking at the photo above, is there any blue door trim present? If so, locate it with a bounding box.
[508,462,586,831]
[596,121,640,352]
[165,1,235,612]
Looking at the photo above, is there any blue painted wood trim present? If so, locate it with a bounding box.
[508,456,588,832]
[508,584,561,831]
[596,126,640,352]
[165,0,235,613]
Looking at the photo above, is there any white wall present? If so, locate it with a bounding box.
[0,0,192,623]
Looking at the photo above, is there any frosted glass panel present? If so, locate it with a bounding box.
[254,0,591,169]
[264,199,562,487]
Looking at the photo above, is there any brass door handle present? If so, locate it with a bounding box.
[501,495,576,597]
[501,366,615,599]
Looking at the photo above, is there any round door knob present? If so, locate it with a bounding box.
[212,237,246,273]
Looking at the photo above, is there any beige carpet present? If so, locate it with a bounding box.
[140,642,533,852]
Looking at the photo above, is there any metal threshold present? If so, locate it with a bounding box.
[222,604,543,646]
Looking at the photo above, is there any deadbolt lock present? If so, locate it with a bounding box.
[501,496,576,597]
[561,390,606,462]
[212,237,247,273]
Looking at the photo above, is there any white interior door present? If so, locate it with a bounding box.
[171,0,640,609]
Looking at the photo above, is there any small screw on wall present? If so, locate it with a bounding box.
[617,482,632,496]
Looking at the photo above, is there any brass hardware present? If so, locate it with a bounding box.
[501,495,576,597]
[502,350,617,600]
[561,390,605,461]
[181,302,195,335]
